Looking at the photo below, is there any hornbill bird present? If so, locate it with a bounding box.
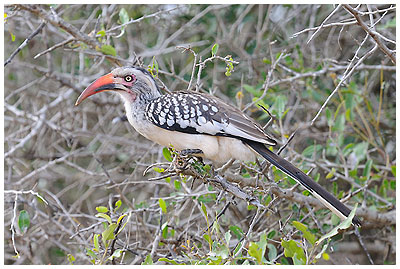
[75,66,361,226]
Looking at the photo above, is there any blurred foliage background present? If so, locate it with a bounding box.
[4,4,396,265]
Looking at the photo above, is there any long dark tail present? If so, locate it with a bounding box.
[244,140,361,226]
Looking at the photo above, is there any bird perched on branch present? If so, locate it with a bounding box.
[75,66,361,226]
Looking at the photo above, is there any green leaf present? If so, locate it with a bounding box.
[114,200,122,211]
[391,166,396,177]
[96,213,112,224]
[203,234,212,246]
[248,242,263,264]
[229,225,243,239]
[281,239,306,264]
[153,167,164,173]
[149,56,159,77]
[102,223,117,246]
[142,254,154,265]
[211,43,219,56]
[201,202,207,217]
[243,84,261,97]
[224,231,231,246]
[343,143,355,156]
[362,159,373,181]
[302,144,322,158]
[162,221,168,239]
[159,198,167,214]
[158,257,181,265]
[18,210,30,234]
[85,248,98,264]
[316,205,357,245]
[265,231,275,240]
[100,45,116,56]
[292,221,316,245]
[333,113,345,133]
[267,243,277,261]
[96,206,109,213]
[353,142,368,164]
[162,147,173,162]
[93,234,100,251]
[97,30,106,37]
[11,32,16,42]
[325,108,333,126]
[119,8,129,24]
[174,180,181,190]
[325,168,336,179]
[67,253,75,264]
[273,95,287,119]
[108,249,123,261]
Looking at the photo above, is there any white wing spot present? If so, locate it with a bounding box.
[159,117,166,125]
[167,119,175,126]
[202,104,209,111]
[211,106,218,112]
[198,116,207,125]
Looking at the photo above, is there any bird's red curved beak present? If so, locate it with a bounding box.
[75,73,117,106]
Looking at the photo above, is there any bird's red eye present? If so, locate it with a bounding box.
[124,75,134,82]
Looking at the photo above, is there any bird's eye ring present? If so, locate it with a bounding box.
[124,75,134,82]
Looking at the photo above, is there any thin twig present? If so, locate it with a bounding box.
[343,4,395,64]
[5,21,46,66]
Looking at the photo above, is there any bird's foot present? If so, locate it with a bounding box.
[179,148,204,158]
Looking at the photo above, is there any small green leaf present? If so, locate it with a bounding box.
[67,253,75,264]
[159,198,167,214]
[391,166,396,177]
[224,231,231,246]
[108,249,123,261]
[158,257,181,265]
[96,206,109,213]
[325,108,333,126]
[150,56,159,77]
[114,200,122,211]
[229,225,243,239]
[100,45,116,56]
[211,43,219,56]
[153,167,164,173]
[10,32,16,42]
[248,242,263,264]
[203,234,212,246]
[174,180,181,190]
[292,221,316,244]
[142,254,153,265]
[93,234,100,251]
[326,168,336,179]
[273,95,287,119]
[85,248,98,264]
[316,205,357,245]
[201,202,207,217]
[267,243,277,261]
[119,8,129,24]
[102,223,117,246]
[161,221,168,239]
[281,239,306,264]
[162,147,173,162]
[97,30,106,37]
[302,144,322,158]
[96,213,112,224]
[266,230,275,239]
[18,210,30,234]
[363,159,373,180]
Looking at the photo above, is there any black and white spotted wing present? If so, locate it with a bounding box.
[144,91,277,145]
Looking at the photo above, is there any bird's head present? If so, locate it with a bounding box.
[75,66,161,106]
